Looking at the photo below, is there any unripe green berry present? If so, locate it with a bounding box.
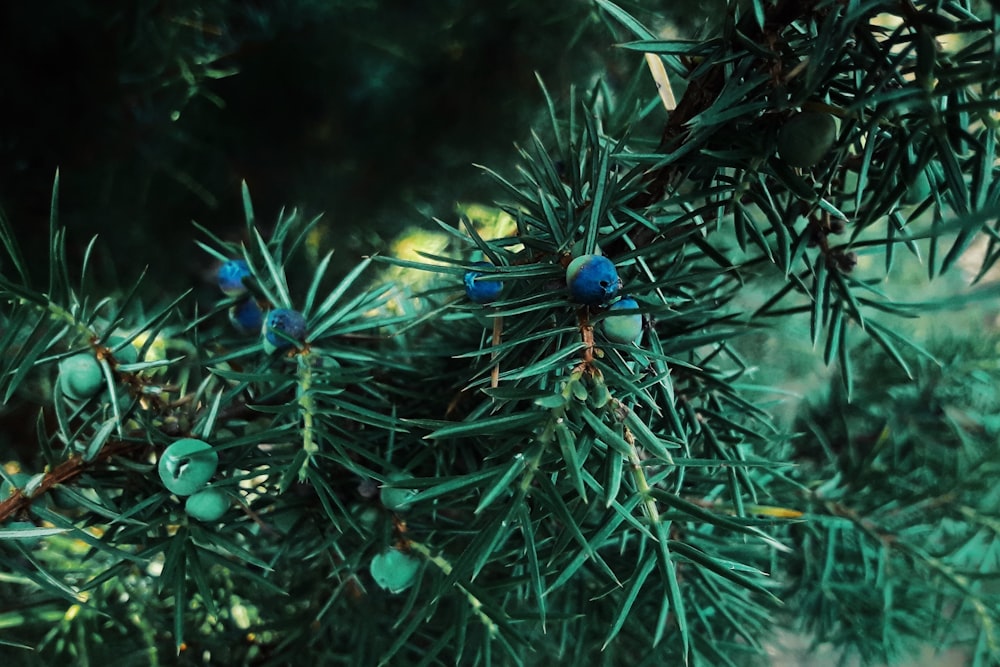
[777,112,838,168]
[602,297,643,344]
[370,548,420,594]
[158,438,219,496]
[58,353,104,401]
[380,474,416,512]
[184,487,229,522]
[1,472,32,499]
[108,336,139,365]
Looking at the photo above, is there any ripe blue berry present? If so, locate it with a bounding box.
[229,298,264,335]
[58,353,104,401]
[370,548,421,594]
[158,438,218,496]
[263,308,307,354]
[217,259,252,297]
[464,261,503,304]
[566,254,621,305]
[602,297,643,344]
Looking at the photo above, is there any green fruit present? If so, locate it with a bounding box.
[380,474,416,512]
[1,521,43,547]
[158,438,218,496]
[184,488,229,522]
[108,336,139,365]
[777,112,838,168]
[602,297,643,344]
[370,548,420,594]
[1,472,32,499]
[58,353,104,401]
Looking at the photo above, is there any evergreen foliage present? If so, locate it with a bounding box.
[2,1,1000,665]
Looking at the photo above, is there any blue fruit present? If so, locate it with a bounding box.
[566,254,621,305]
[464,261,503,304]
[229,298,264,335]
[263,308,307,353]
[218,259,252,297]
[602,297,643,344]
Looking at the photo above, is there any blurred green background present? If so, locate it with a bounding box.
[0,0,723,293]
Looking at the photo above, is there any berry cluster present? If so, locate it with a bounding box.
[567,254,642,344]
[217,259,307,354]
[463,252,644,345]
[157,438,229,521]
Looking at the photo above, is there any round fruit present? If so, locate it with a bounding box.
[3,521,42,546]
[566,254,621,305]
[58,353,104,401]
[602,297,643,344]
[184,487,229,522]
[218,259,252,297]
[263,308,307,354]
[108,336,138,365]
[229,298,264,335]
[464,261,503,304]
[1,472,32,499]
[370,548,421,594]
[777,112,838,168]
[380,474,416,512]
[158,438,218,496]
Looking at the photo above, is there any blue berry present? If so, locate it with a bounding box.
[217,259,252,297]
[263,308,307,353]
[464,261,503,304]
[229,298,264,335]
[566,254,620,305]
[602,297,643,344]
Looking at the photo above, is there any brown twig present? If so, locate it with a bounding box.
[0,439,148,523]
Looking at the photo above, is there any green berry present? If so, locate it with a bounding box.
[777,112,838,168]
[1,472,32,499]
[158,438,219,496]
[370,548,420,594]
[184,488,229,522]
[58,353,104,401]
[107,336,139,365]
[380,474,416,512]
[602,297,643,344]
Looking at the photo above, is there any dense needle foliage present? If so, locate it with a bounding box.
[1,1,1000,665]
